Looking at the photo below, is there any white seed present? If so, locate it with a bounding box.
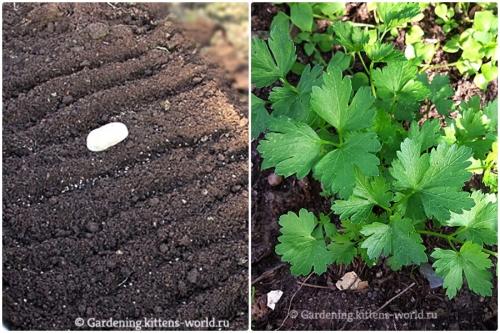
[86,122,128,152]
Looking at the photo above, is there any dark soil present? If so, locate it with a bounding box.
[251,2,498,330]
[3,3,248,330]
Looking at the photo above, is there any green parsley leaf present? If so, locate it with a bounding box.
[473,10,497,32]
[443,35,460,53]
[333,172,392,223]
[483,142,498,192]
[290,3,314,32]
[318,213,337,239]
[251,94,270,140]
[341,219,364,240]
[372,109,406,163]
[361,217,428,268]
[311,68,375,134]
[418,73,454,116]
[376,3,421,30]
[314,3,345,19]
[333,21,369,53]
[269,64,323,124]
[251,12,296,87]
[407,119,441,152]
[327,51,351,72]
[445,191,498,246]
[451,96,497,159]
[314,132,381,199]
[257,118,321,178]
[327,235,357,265]
[431,242,493,299]
[372,61,430,120]
[365,42,406,63]
[360,222,391,259]
[483,98,498,131]
[275,209,334,275]
[390,138,474,222]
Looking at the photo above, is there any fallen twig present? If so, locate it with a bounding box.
[300,282,336,290]
[275,273,312,331]
[342,282,416,330]
[252,263,286,285]
[372,282,416,314]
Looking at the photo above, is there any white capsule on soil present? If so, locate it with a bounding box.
[86,122,128,152]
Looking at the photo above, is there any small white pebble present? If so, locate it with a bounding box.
[86,122,128,152]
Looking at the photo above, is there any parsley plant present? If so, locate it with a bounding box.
[252,3,498,299]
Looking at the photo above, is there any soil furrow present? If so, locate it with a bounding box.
[3,192,247,277]
[175,274,248,323]
[3,238,247,330]
[3,60,207,158]
[2,3,159,46]
[3,81,245,176]
[3,154,247,244]
[3,171,247,330]
[4,123,246,208]
[3,85,246,202]
[4,49,173,130]
[3,21,188,98]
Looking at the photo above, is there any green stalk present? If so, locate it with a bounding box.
[420,61,459,72]
[417,230,498,257]
[351,22,376,28]
[482,248,498,257]
[369,62,377,98]
[357,51,378,98]
[417,229,451,239]
[314,49,328,67]
[279,77,299,93]
[319,139,340,147]
[357,51,370,76]
[379,28,389,41]
[338,129,344,145]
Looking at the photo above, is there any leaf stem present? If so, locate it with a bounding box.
[447,237,456,250]
[314,48,328,67]
[420,61,459,72]
[369,62,377,98]
[379,28,389,42]
[417,229,450,239]
[319,139,340,147]
[357,51,370,76]
[351,22,376,28]
[417,230,498,257]
[356,51,376,98]
[482,248,498,257]
[280,77,299,93]
[447,228,462,238]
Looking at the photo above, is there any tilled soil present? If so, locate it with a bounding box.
[3,3,248,330]
[251,2,498,331]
